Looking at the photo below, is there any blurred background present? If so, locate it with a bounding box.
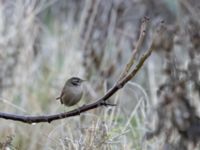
[0,0,199,149]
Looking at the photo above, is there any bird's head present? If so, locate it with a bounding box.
[68,77,85,86]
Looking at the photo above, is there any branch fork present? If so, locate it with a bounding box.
[0,17,164,124]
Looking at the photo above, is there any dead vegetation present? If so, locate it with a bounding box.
[0,0,199,149]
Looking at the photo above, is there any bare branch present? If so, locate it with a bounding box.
[119,16,149,81]
[0,17,161,124]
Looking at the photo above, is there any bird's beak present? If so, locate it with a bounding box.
[81,79,86,82]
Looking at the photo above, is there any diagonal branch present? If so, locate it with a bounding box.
[0,17,163,124]
[118,16,149,81]
[0,45,153,124]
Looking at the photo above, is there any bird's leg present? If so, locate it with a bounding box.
[76,104,82,115]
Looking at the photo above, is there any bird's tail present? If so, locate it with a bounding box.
[56,97,60,100]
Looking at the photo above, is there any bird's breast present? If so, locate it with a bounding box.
[62,85,83,106]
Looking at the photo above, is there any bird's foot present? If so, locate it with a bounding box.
[100,100,117,107]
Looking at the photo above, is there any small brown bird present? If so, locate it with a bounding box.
[56,77,85,106]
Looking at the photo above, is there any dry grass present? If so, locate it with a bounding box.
[0,0,199,150]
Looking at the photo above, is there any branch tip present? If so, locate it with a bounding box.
[0,17,155,124]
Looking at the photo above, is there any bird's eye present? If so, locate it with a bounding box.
[71,79,80,85]
[74,79,79,83]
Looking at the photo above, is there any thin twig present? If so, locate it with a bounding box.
[119,17,149,81]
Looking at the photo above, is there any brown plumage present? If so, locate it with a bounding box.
[56,77,84,106]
